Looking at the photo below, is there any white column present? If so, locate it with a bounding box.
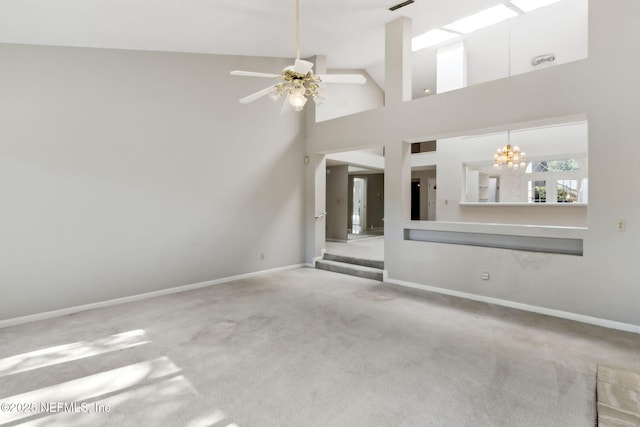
[304,55,328,264]
[385,17,413,105]
[305,153,326,264]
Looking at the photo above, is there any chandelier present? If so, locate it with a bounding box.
[494,144,526,169]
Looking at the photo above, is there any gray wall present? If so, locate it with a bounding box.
[0,44,306,320]
[325,166,348,241]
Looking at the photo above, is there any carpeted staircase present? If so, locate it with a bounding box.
[315,252,384,281]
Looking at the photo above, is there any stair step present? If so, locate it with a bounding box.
[597,365,640,427]
[322,253,384,270]
[315,259,383,281]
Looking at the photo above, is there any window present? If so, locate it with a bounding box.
[525,158,585,203]
[529,159,579,173]
[557,179,578,203]
[411,141,437,153]
[528,180,546,203]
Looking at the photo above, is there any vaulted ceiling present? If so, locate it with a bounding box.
[0,0,500,69]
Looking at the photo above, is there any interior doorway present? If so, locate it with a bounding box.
[488,176,499,202]
[411,180,420,220]
[348,172,385,240]
[352,177,367,234]
[411,165,436,221]
[324,147,385,247]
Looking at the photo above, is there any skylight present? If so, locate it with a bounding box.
[443,4,519,34]
[412,29,460,52]
[511,0,563,12]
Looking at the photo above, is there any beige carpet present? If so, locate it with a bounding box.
[1,267,639,426]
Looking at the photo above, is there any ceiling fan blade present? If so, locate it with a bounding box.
[316,88,348,107]
[294,59,314,74]
[281,95,294,114]
[231,70,280,79]
[317,74,367,84]
[239,85,278,104]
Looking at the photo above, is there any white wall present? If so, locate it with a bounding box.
[436,42,467,94]
[315,69,383,123]
[306,0,640,327]
[465,25,510,87]
[0,44,306,321]
[415,0,588,94]
[510,0,588,77]
[411,49,437,99]
[467,0,588,85]
[365,61,385,92]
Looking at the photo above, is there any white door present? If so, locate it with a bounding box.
[427,178,437,221]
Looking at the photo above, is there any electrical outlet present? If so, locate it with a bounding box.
[260,253,265,260]
[615,220,626,231]
[480,272,490,281]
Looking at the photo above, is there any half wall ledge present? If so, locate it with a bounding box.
[404,228,583,256]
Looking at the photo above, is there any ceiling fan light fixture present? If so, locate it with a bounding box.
[290,98,307,111]
[290,84,305,97]
[230,0,366,112]
[268,88,281,102]
[289,85,308,110]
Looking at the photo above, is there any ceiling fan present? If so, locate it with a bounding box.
[230,0,367,112]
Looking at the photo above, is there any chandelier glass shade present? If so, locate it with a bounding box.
[494,144,526,169]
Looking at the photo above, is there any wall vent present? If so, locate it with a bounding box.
[389,0,415,12]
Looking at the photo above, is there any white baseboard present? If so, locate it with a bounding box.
[312,254,325,267]
[385,278,640,335]
[304,249,326,268]
[0,263,305,329]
